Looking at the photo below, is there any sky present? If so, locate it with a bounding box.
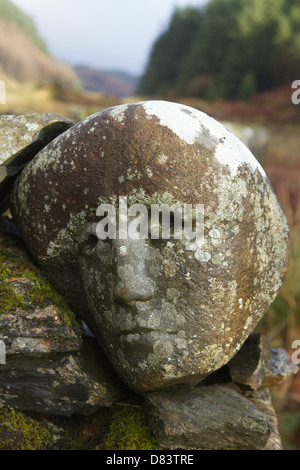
[12,0,208,76]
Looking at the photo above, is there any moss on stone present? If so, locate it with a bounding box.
[0,244,80,333]
[100,405,161,450]
[0,404,162,450]
[0,407,54,450]
[0,282,28,313]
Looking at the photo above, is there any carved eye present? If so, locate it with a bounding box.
[78,223,99,255]
[78,232,99,255]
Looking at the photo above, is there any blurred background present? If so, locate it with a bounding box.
[0,0,299,449]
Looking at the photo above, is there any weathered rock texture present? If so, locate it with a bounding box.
[144,332,298,451]
[227,333,298,391]
[0,339,124,416]
[0,113,74,212]
[11,101,290,393]
[145,384,272,450]
[0,104,294,449]
[264,348,299,388]
[245,389,283,451]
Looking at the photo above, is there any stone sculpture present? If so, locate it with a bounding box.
[11,101,290,393]
[0,101,297,449]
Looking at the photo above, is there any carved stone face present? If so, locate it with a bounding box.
[77,211,212,392]
[11,101,290,393]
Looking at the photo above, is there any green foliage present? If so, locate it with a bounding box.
[238,71,257,100]
[278,412,300,449]
[139,0,300,99]
[0,0,48,52]
[138,7,203,96]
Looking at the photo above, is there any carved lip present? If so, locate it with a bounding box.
[112,302,179,338]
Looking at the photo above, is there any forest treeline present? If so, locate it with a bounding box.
[138,0,300,99]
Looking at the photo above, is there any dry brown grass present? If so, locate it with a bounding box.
[0,75,121,120]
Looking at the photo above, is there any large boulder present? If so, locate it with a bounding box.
[11,101,290,393]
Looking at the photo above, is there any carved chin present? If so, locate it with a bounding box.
[104,332,203,392]
[89,319,225,393]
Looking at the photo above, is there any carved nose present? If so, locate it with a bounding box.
[113,239,155,304]
[114,277,155,303]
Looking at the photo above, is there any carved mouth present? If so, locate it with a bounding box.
[110,301,180,338]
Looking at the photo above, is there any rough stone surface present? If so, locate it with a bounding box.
[0,113,74,212]
[244,388,283,450]
[144,384,271,450]
[11,101,290,393]
[228,334,298,390]
[0,338,125,416]
[0,307,81,355]
[227,334,271,390]
[0,231,289,449]
[262,348,299,388]
[0,233,82,354]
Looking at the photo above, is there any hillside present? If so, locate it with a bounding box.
[75,65,138,98]
[0,0,78,87]
[0,0,47,51]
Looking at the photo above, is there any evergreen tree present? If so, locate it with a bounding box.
[138,0,300,99]
[138,7,202,96]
